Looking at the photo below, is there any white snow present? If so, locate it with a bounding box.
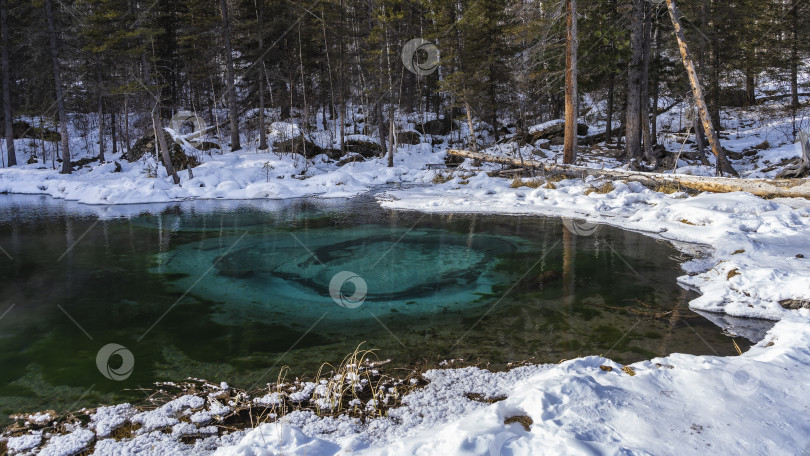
[0,144,438,206]
[38,429,94,456]
[90,403,136,437]
[3,100,810,455]
[5,432,42,453]
[214,315,810,454]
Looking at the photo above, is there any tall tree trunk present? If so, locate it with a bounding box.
[790,2,799,115]
[709,34,721,135]
[219,0,241,151]
[124,95,130,158]
[376,102,387,158]
[641,3,653,162]
[383,6,394,167]
[745,71,756,108]
[96,59,105,162]
[666,0,737,176]
[151,107,180,184]
[256,0,267,150]
[0,0,14,167]
[339,0,346,156]
[464,96,478,153]
[651,18,661,144]
[605,73,614,144]
[45,0,70,174]
[111,111,117,156]
[563,0,577,164]
[625,0,644,163]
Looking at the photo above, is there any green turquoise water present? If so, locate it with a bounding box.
[0,194,768,424]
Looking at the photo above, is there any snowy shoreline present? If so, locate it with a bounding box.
[3,151,810,454]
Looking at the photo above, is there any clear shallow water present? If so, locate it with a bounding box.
[0,194,770,424]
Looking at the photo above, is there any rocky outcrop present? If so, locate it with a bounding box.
[123,131,200,171]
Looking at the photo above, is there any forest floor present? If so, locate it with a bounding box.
[2,97,810,454]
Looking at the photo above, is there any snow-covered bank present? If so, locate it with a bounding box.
[0,145,437,205]
[4,129,810,454]
[379,173,810,321]
[217,314,810,456]
[8,311,810,456]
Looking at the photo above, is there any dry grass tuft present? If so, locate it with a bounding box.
[111,422,142,441]
[654,181,682,194]
[731,249,745,255]
[546,173,569,183]
[465,393,507,404]
[753,140,771,150]
[727,268,741,280]
[585,181,615,195]
[504,415,533,431]
[432,172,454,184]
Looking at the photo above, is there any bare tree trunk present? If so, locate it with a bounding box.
[605,74,614,144]
[151,107,180,184]
[45,0,70,174]
[1,0,15,167]
[96,58,105,162]
[111,110,117,156]
[219,0,241,151]
[625,0,644,163]
[376,102,387,158]
[383,6,394,167]
[790,1,799,136]
[464,96,478,153]
[298,23,308,159]
[790,3,799,110]
[563,0,577,164]
[641,3,653,162]
[666,0,737,176]
[449,149,808,198]
[745,71,756,108]
[124,95,130,158]
[256,0,267,150]
[339,0,346,156]
[651,18,661,144]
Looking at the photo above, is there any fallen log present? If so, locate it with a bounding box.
[448,149,810,199]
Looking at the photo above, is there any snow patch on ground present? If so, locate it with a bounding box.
[0,145,439,205]
[214,314,810,454]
